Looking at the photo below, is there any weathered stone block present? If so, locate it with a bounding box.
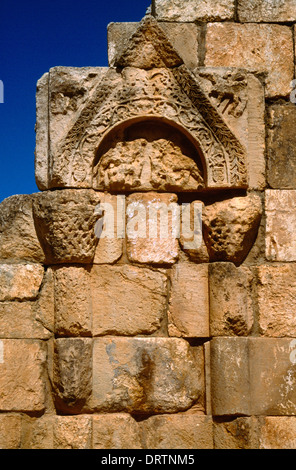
[0,414,22,449]
[210,337,250,416]
[203,194,262,265]
[0,339,46,412]
[126,192,179,265]
[92,414,142,449]
[0,194,45,263]
[257,265,296,337]
[91,264,167,336]
[54,266,92,336]
[53,338,92,413]
[267,103,296,189]
[0,302,52,339]
[238,0,296,23]
[33,189,100,264]
[265,190,296,261]
[205,23,294,98]
[21,415,54,449]
[258,417,296,449]
[142,414,213,449]
[0,264,44,301]
[54,415,92,449]
[35,73,49,190]
[168,263,209,338]
[154,0,235,22]
[213,417,258,449]
[209,263,254,336]
[108,21,200,69]
[91,337,204,414]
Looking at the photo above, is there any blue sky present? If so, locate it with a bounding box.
[0,0,150,203]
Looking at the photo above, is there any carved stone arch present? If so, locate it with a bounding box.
[92,116,207,192]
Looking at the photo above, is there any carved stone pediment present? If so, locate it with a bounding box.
[35,15,249,193]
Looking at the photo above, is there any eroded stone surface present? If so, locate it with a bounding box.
[54,415,92,449]
[0,414,22,449]
[203,194,262,265]
[91,337,204,414]
[213,417,257,449]
[0,264,44,301]
[209,263,254,336]
[93,414,142,449]
[0,339,46,412]
[33,189,100,264]
[91,264,167,336]
[205,23,294,98]
[154,0,235,21]
[258,417,296,449]
[265,190,296,261]
[238,0,296,23]
[168,263,209,338]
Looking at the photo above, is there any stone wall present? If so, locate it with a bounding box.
[1,0,296,449]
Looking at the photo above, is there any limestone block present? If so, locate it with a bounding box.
[108,21,200,69]
[153,0,235,21]
[197,68,266,190]
[54,415,92,449]
[92,414,142,449]
[54,266,92,336]
[32,189,100,264]
[21,415,54,449]
[211,337,296,416]
[178,200,209,263]
[258,417,296,449]
[0,194,45,263]
[126,192,179,265]
[142,414,213,449]
[0,302,52,340]
[238,0,296,23]
[91,337,204,414]
[53,338,92,413]
[93,193,123,264]
[0,263,44,301]
[267,103,296,189]
[257,265,296,337]
[168,263,209,338]
[209,262,254,336]
[213,417,258,449]
[91,264,167,336]
[265,190,296,261]
[36,267,54,333]
[203,194,262,265]
[35,73,49,190]
[0,339,46,412]
[205,23,294,98]
[0,414,22,449]
[210,337,250,416]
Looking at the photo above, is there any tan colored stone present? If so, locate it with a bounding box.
[267,103,296,189]
[205,23,294,98]
[33,189,101,264]
[108,21,200,70]
[154,0,235,21]
[258,417,296,449]
[203,194,262,265]
[213,417,258,449]
[143,414,213,449]
[238,0,296,23]
[179,200,209,263]
[0,339,46,412]
[0,263,44,301]
[54,415,92,449]
[54,266,92,336]
[168,263,209,338]
[21,415,54,449]
[53,338,92,414]
[35,73,49,190]
[265,190,296,261]
[257,265,296,337]
[91,264,167,336]
[0,414,22,449]
[92,414,142,449]
[126,192,179,265]
[209,262,254,336]
[210,337,250,416]
[0,194,45,263]
[36,267,54,333]
[0,302,52,339]
[90,337,204,414]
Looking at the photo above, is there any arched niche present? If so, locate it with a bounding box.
[92,116,207,192]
